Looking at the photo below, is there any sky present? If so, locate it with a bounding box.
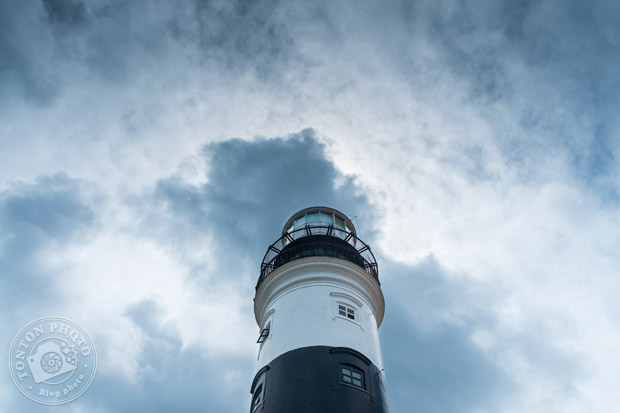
[1,0,619,412]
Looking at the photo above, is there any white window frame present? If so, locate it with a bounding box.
[330,292,364,330]
[338,303,357,321]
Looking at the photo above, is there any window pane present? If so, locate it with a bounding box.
[352,372,361,379]
[335,215,345,229]
[294,217,305,229]
[319,211,334,225]
[257,327,270,343]
[338,304,357,320]
[353,379,362,387]
[252,384,263,409]
[342,375,352,383]
[342,368,351,376]
[307,212,319,223]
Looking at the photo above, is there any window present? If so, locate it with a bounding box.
[306,212,319,224]
[330,348,371,395]
[251,384,263,411]
[331,293,363,325]
[256,325,270,343]
[250,366,268,412]
[338,304,356,321]
[318,211,334,225]
[294,217,305,229]
[258,312,274,352]
[341,366,365,389]
[334,215,345,229]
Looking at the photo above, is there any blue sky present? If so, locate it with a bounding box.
[1,1,619,412]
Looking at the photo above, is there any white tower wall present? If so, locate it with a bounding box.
[254,257,385,369]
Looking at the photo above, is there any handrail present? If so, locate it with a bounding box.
[257,225,379,289]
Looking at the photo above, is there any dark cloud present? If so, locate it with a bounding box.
[191,0,295,77]
[380,255,586,412]
[0,173,94,241]
[397,0,620,102]
[43,0,89,27]
[0,2,58,104]
[4,0,619,200]
[383,313,510,413]
[380,257,511,412]
[1,0,297,103]
[336,0,620,195]
[150,129,375,283]
[572,123,619,202]
[199,128,372,243]
[124,299,182,348]
[0,173,96,309]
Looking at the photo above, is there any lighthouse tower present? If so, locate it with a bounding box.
[250,207,389,413]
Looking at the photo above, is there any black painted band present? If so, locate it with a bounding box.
[250,346,390,413]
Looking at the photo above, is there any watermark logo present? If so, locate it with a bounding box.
[8,317,97,405]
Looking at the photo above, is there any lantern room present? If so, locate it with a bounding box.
[281,206,357,245]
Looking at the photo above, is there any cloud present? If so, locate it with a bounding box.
[43,0,89,27]
[0,1,58,105]
[0,173,96,310]
[1,0,620,412]
[381,257,512,412]
[150,129,375,276]
[0,131,379,412]
[380,255,591,412]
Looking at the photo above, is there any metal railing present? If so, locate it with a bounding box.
[257,225,378,289]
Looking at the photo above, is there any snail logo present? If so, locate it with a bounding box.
[8,317,97,405]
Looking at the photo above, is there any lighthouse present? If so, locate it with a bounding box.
[251,206,389,412]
